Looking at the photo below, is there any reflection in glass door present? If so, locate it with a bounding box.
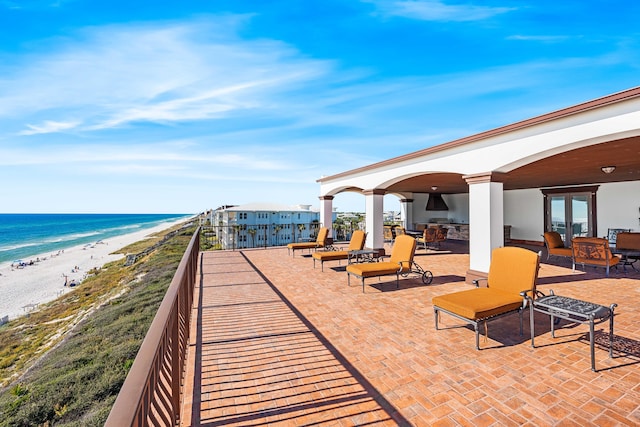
[571,195,589,239]
[546,191,594,244]
[549,196,566,239]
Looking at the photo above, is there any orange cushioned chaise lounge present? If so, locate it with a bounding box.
[311,230,366,271]
[432,246,540,349]
[346,234,417,292]
[287,227,329,256]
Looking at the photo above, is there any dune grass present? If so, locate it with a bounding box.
[0,222,198,426]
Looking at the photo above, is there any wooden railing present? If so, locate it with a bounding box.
[105,228,200,426]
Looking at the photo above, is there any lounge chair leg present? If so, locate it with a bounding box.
[609,304,616,358]
[475,323,480,350]
[590,319,596,372]
[362,278,365,293]
[434,308,439,330]
[530,304,536,348]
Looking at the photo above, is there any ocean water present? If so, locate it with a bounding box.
[0,213,191,264]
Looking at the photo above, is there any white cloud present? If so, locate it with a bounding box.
[0,141,300,177]
[19,120,81,135]
[0,18,332,133]
[507,35,573,43]
[365,0,515,22]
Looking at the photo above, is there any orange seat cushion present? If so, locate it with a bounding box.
[287,242,320,250]
[346,235,415,282]
[312,251,348,261]
[486,247,540,295]
[549,247,573,257]
[544,232,572,258]
[287,227,329,250]
[544,231,565,249]
[346,262,401,278]
[432,288,524,320]
[346,230,367,251]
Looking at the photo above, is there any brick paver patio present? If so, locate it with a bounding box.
[182,242,640,426]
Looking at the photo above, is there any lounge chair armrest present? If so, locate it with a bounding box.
[472,278,487,288]
[396,259,412,268]
[520,291,534,307]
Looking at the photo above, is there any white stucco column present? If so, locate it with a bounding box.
[464,173,505,280]
[319,195,334,237]
[364,189,385,250]
[400,198,413,230]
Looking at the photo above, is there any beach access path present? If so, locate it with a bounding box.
[0,219,187,322]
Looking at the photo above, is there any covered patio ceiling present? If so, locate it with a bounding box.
[385,136,640,195]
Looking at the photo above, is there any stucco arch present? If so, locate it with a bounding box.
[318,87,640,280]
[322,185,364,198]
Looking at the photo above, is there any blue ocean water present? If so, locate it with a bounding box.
[0,213,191,264]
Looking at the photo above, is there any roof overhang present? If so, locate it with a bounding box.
[319,86,640,196]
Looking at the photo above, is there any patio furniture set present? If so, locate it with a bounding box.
[543,230,640,276]
[288,227,620,371]
[415,226,448,250]
[432,245,617,371]
[290,227,435,288]
[385,224,449,250]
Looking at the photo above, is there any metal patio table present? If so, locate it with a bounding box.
[347,249,381,264]
[530,290,617,371]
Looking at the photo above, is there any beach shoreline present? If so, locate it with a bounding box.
[0,218,190,322]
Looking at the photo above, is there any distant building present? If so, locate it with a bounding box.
[383,210,401,223]
[211,203,322,249]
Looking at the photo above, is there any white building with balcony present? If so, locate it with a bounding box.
[212,203,321,249]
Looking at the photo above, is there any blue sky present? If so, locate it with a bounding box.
[0,1,638,214]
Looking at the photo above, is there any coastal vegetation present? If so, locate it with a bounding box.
[0,222,197,426]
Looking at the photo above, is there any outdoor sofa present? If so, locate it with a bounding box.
[571,237,620,277]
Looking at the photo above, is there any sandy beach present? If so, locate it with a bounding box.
[0,218,189,322]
